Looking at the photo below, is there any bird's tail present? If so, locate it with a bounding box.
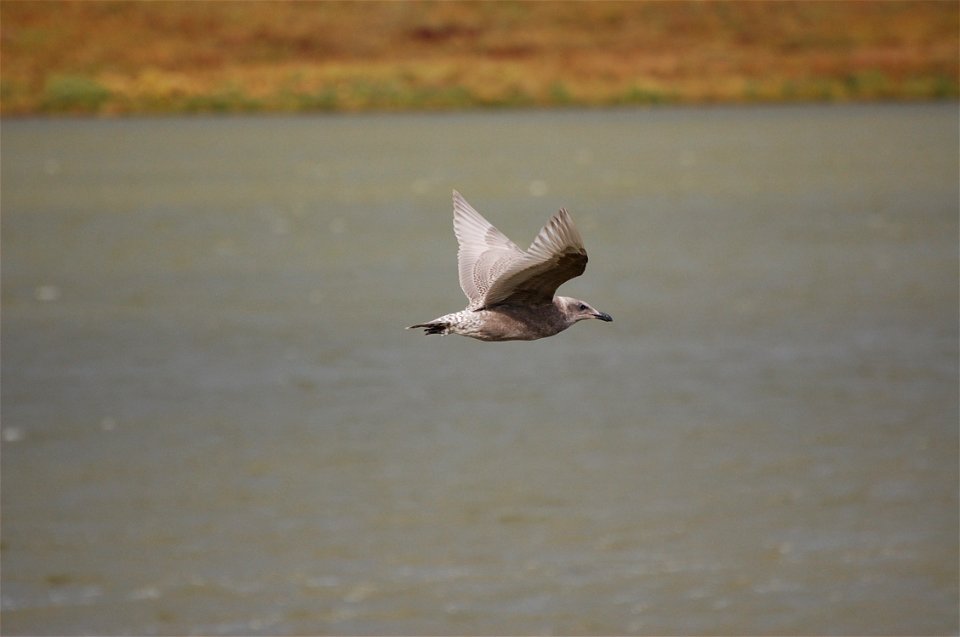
[407,321,449,335]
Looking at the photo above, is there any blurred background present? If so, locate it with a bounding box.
[2,2,958,636]
[1,1,958,114]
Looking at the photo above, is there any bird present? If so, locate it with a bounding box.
[408,190,612,342]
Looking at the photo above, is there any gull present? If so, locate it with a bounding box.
[408,190,612,341]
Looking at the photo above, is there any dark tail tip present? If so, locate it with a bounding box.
[407,323,447,335]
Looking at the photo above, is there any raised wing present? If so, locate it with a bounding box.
[453,190,526,309]
[481,207,588,307]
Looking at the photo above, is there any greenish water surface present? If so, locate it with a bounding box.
[2,103,957,635]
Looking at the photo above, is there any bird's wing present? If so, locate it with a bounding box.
[453,190,526,309]
[480,207,588,308]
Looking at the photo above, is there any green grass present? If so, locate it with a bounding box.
[42,74,111,112]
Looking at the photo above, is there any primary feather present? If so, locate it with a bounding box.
[453,190,587,310]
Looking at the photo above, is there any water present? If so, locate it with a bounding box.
[2,104,957,635]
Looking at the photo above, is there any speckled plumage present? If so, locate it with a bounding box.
[408,191,612,342]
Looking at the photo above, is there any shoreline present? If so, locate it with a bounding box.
[2,96,956,121]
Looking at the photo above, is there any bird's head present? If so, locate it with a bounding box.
[556,296,613,325]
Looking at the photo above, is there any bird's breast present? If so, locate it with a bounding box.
[475,304,566,341]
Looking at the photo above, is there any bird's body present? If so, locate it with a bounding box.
[409,191,611,342]
[413,297,581,341]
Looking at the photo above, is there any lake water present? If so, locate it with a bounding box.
[2,103,958,635]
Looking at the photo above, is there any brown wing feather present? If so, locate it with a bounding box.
[480,207,588,308]
[486,250,587,306]
[452,195,591,310]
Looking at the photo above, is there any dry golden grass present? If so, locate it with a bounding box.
[1,1,957,114]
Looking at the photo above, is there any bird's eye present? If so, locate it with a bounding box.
[578,303,588,311]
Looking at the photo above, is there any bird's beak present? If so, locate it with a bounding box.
[595,311,613,322]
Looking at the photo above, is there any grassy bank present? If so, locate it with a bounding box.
[2,1,957,115]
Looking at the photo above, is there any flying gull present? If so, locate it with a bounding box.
[408,190,612,341]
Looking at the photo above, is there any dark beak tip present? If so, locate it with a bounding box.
[597,312,613,322]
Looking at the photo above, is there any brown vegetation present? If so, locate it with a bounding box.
[1,1,957,115]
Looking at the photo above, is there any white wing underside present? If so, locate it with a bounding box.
[453,190,588,310]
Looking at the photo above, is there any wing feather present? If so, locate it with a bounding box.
[452,191,589,310]
[482,208,588,307]
[453,190,525,308]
